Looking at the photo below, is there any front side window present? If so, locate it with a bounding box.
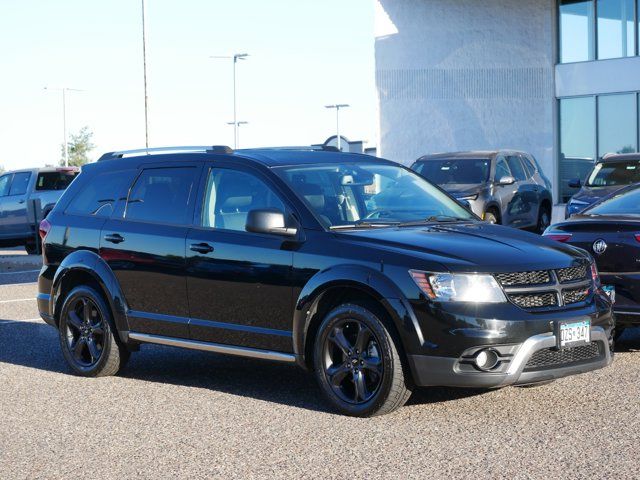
[0,174,10,196]
[277,163,474,228]
[587,161,640,186]
[495,157,511,181]
[506,156,527,181]
[416,159,490,185]
[202,168,285,231]
[66,170,134,217]
[586,186,640,215]
[8,172,31,196]
[126,167,197,225]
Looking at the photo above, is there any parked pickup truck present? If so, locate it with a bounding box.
[0,167,79,253]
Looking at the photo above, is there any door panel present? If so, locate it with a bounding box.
[493,156,518,226]
[3,172,32,237]
[186,165,294,352]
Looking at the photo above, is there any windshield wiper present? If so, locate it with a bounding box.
[397,215,471,227]
[329,220,400,230]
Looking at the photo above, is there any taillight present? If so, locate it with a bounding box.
[544,233,572,242]
[39,218,51,242]
[634,234,640,243]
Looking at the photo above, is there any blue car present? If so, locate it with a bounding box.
[565,153,640,218]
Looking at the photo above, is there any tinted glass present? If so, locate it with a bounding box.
[506,156,527,181]
[495,157,511,181]
[277,163,474,228]
[8,172,31,195]
[598,94,637,156]
[202,168,285,231]
[559,0,595,63]
[587,186,640,215]
[520,155,536,178]
[587,161,640,186]
[36,171,78,191]
[559,96,596,202]
[66,170,134,217]
[0,174,10,196]
[416,159,490,185]
[126,167,197,225]
[597,0,635,59]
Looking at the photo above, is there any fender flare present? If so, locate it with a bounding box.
[51,249,130,342]
[292,264,424,368]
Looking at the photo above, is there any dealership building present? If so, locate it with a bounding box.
[374,0,640,206]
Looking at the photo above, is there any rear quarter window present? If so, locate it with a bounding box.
[65,170,135,217]
[36,171,78,191]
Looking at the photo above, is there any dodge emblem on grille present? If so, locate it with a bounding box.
[592,239,607,255]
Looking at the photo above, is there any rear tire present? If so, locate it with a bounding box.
[24,242,39,255]
[313,302,412,417]
[58,286,129,377]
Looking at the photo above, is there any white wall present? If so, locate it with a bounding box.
[375,0,557,199]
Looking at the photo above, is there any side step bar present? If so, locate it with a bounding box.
[128,332,296,363]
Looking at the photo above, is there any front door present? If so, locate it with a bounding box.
[186,164,295,352]
[100,164,201,338]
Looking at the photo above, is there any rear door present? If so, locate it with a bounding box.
[3,172,32,238]
[100,163,202,338]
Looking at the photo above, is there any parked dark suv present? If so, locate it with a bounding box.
[412,151,553,233]
[38,146,613,416]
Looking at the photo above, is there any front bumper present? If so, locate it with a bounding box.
[409,326,612,388]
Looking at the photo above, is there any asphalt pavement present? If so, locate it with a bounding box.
[1,275,639,479]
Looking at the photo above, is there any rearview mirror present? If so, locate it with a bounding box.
[340,173,374,186]
[568,178,581,188]
[497,175,515,186]
[246,209,297,237]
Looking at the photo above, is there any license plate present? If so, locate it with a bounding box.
[558,319,591,348]
[602,285,616,303]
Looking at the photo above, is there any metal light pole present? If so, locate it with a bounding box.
[325,104,350,151]
[226,121,248,148]
[44,87,83,167]
[141,0,150,149]
[210,53,249,148]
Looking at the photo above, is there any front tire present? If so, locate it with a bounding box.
[484,209,499,225]
[313,302,412,417]
[58,286,129,377]
[536,205,551,234]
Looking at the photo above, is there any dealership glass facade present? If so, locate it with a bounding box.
[559,92,640,202]
[559,0,638,63]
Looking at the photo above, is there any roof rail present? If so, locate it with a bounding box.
[239,145,340,153]
[98,145,233,161]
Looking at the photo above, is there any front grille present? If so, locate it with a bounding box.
[557,265,588,284]
[524,342,601,371]
[494,270,551,287]
[562,287,590,305]
[508,292,558,309]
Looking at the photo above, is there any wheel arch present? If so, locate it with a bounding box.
[292,265,424,370]
[484,202,501,222]
[51,250,129,342]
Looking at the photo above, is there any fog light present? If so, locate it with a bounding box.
[475,349,499,371]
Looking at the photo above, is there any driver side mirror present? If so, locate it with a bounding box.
[568,178,581,189]
[246,209,298,237]
[497,175,515,186]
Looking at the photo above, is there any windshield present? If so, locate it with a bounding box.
[586,161,640,187]
[415,158,490,185]
[277,163,475,228]
[586,187,640,216]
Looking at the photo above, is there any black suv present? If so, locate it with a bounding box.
[38,146,613,416]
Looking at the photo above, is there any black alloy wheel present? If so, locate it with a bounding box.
[64,296,105,368]
[536,206,551,234]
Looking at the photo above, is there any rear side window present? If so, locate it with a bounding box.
[36,171,78,191]
[0,174,10,196]
[66,171,133,217]
[125,167,197,225]
[8,172,31,195]
[506,156,527,182]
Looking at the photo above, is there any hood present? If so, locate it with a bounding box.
[571,185,623,204]
[440,184,485,197]
[336,222,590,273]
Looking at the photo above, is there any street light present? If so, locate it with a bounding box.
[44,87,84,167]
[325,104,350,151]
[141,0,150,149]
[210,53,249,148]
[226,121,248,148]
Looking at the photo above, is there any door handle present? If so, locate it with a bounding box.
[190,242,214,254]
[18,199,25,204]
[104,233,125,244]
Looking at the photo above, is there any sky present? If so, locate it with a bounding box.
[0,0,376,170]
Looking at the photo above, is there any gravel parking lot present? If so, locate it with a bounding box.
[1,270,639,479]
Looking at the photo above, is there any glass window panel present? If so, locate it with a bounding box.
[598,93,637,157]
[559,97,596,203]
[560,0,595,63]
[8,172,31,196]
[597,0,635,59]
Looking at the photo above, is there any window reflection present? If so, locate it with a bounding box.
[560,0,595,63]
[598,94,637,156]
[597,0,635,59]
[559,97,596,203]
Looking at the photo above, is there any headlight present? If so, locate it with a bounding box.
[409,270,507,303]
